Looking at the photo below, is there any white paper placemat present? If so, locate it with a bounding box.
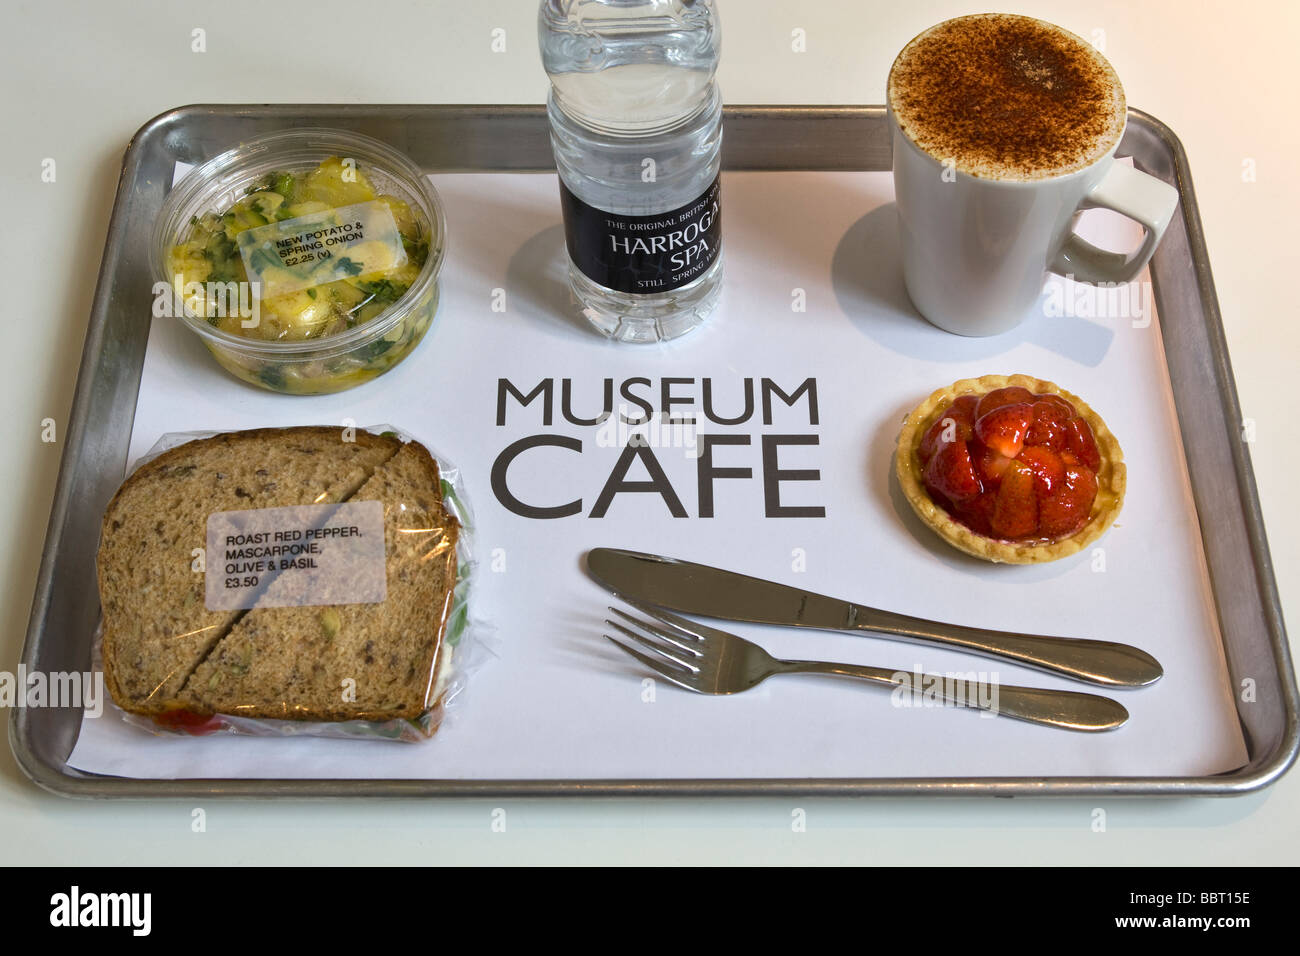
[68,170,1248,780]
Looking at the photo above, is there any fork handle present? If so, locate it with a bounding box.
[845,606,1162,688]
[779,661,1129,732]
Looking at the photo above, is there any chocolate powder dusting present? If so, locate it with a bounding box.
[888,14,1125,180]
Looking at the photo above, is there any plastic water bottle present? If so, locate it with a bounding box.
[539,0,723,343]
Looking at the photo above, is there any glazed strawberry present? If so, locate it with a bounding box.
[917,419,945,464]
[972,441,1013,487]
[1025,395,1074,450]
[917,396,977,463]
[991,460,1039,539]
[948,394,980,424]
[1065,417,1102,471]
[976,386,1035,419]
[1038,464,1100,539]
[923,437,981,504]
[974,402,1034,459]
[957,491,998,537]
[1035,392,1074,414]
[1017,445,1065,498]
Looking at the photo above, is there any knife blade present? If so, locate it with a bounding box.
[586,548,1163,687]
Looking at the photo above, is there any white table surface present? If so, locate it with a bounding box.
[1,0,1295,865]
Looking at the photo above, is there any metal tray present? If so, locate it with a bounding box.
[12,104,1297,797]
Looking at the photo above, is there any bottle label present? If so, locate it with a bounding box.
[559,176,721,294]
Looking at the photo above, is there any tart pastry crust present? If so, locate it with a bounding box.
[895,373,1126,564]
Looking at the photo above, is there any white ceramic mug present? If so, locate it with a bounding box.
[889,104,1180,337]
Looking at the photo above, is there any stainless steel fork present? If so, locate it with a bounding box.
[604,598,1129,732]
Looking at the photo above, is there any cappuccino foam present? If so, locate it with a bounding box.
[888,14,1126,181]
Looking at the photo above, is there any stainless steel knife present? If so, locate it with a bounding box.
[586,548,1163,687]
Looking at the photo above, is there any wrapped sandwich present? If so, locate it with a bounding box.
[96,426,470,741]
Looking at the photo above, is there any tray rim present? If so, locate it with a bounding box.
[11,102,1297,799]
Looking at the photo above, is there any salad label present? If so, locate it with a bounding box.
[236,200,406,299]
[558,175,721,295]
[205,501,387,610]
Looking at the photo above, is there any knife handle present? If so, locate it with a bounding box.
[846,606,1163,687]
[781,660,1129,732]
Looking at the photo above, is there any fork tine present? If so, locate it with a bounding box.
[613,595,707,641]
[605,619,699,672]
[602,635,701,693]
[608,607,702,656]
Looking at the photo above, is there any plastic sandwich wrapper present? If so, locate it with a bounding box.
[92,425,479,742]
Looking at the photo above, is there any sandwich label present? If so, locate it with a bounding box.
[205,500,387,610]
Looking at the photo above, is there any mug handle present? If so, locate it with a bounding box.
[1049,162,1179,284]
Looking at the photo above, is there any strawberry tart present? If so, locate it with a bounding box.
[895,374,1126,563]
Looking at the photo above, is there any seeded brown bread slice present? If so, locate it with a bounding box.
[99,428,401,716]
[179,440,460,721]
